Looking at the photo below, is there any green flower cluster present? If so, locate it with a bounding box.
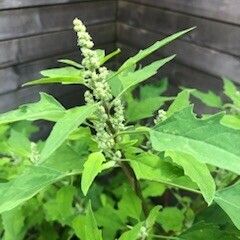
[73,18,125,160]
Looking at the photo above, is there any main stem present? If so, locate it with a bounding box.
[119,161,149,218]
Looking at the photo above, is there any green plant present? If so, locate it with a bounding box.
[0,18,240,240]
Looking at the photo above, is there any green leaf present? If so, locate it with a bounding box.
[58,59,83,69]
[139,78,169,100]
[44,186,75,225]
[0,145,83,213]
[24,67,84,86]
[1,207,25,240]
[114,27,195,78]
[118,222,143,240]
[215,182,240,230]
[130,152,199,193]
[118,56,175,97]
[81,152,106,196]
[146,206,161,229]
[85,202,102,240]
[126,96,173,122]
[166,151,216,204]
[0,93,65,125]
[40,104,97,162]
[150,107,240,174]
[221,115,240,130]
[157,207,184,232]
[191,90,223,108]
[223,78,240,108]
[100,48,121,65]
[118,186,142,221]
[95,204,123,240]
[166,89,191,118]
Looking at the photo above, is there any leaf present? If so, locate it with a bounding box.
[58,59,83,69]
[139,78,169,100]
[100,48,121,65]
[0,93,65,125]
[81,152,106,196]
[118,222,143,240]
[221,115,240,130]
[1,207,25,240]
[191,90,223,108]
[157,207,185,232]
[126,96,173,122]
[95,204,123,240]
[85,202,102,240]
[179,222,224,240]
[0,145,84,213]
[40,104,97,162]
[130,152,199,193]
[24,67,84,86]
[223,78,240,108]
[118,56,175,97]
[150,106,240,174]
[214,182,240,230]
[166,89,191,118]
[166,151,216,204]
[113,27,195,79]
[146,206,161,229]
[118,186,142,221]
[44,186,75,225]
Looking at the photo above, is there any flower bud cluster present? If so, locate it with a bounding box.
[73,18,125,161]
[154,109,167,124]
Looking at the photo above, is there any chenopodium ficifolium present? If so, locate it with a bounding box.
[73,18,124,161]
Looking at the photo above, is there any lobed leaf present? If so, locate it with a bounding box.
[150,107,240,174]
[0,93,65,125]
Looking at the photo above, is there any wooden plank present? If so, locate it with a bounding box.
[118,1,240,56]
[0,0,106,10]
[0,43,116,110]
[125,0,240,25]
[0,23,116,68]
[117,23,240,83]
[0,1,116,41]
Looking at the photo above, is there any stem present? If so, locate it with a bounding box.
[119,161,149,218]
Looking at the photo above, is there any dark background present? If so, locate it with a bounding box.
[0,0,239,112]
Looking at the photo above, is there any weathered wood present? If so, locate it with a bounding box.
[0,43,116,110]
[117,23,240,83]
[118,1,240,56]
[0,0,108,10]
[0,23,116,68]
[125,0,240,25]
[0,1,116,40]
